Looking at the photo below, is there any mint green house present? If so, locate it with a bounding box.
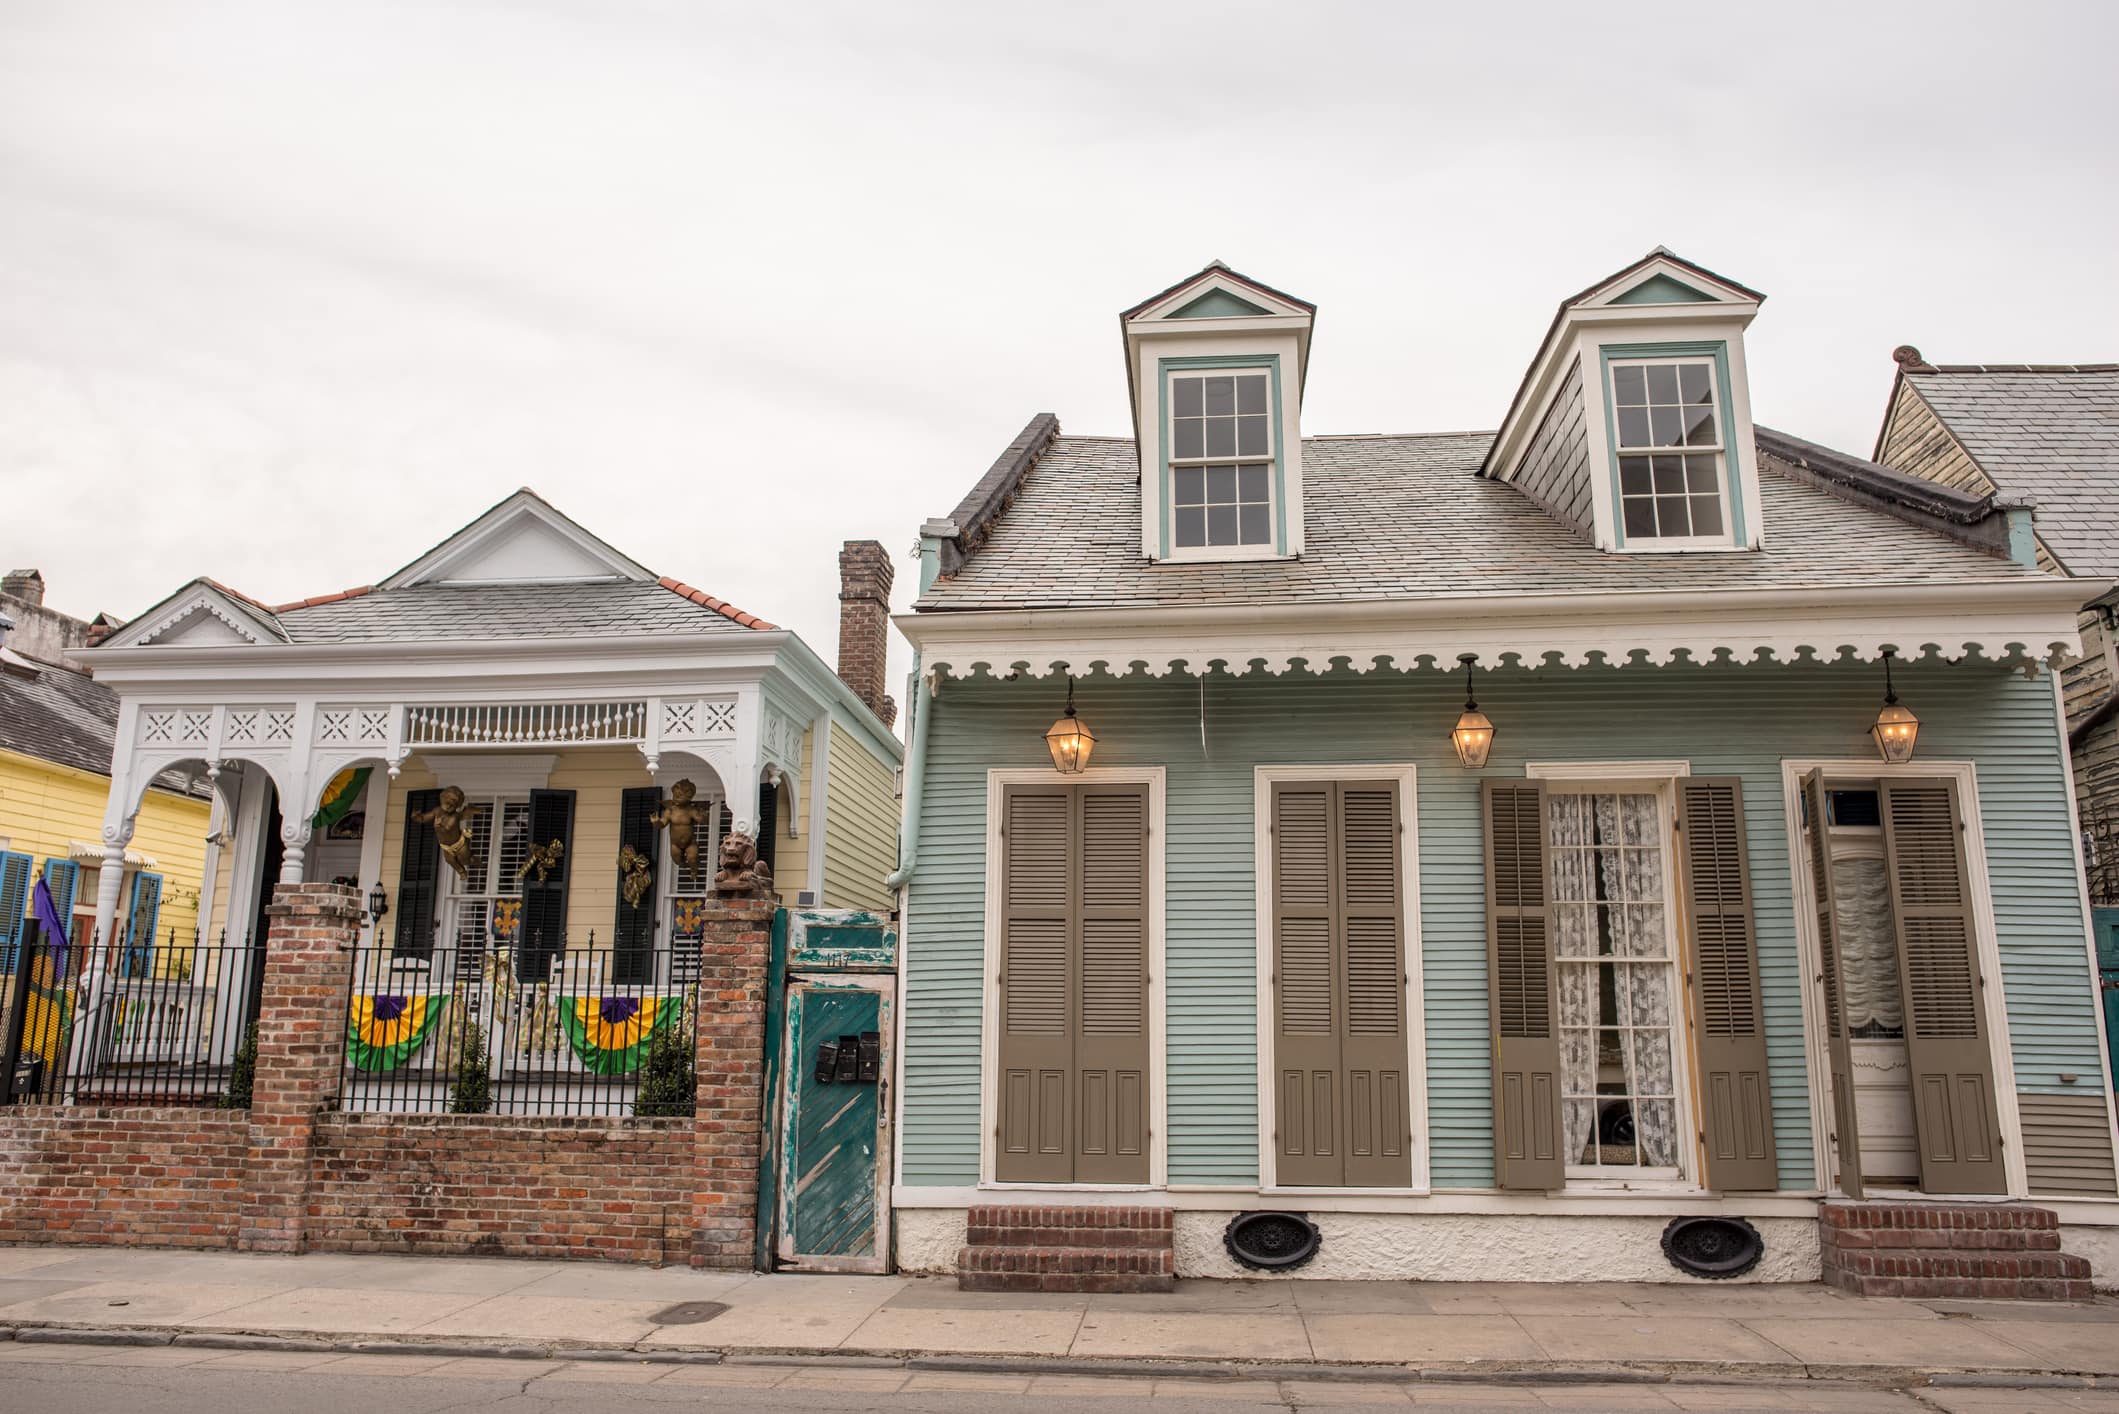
[887,254,2118,1287]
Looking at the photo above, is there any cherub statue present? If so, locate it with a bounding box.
[713,828,774,899]
[414,786,486,883]
[650,778,711,872]
[519,838,565,885]
[618,844,653,908]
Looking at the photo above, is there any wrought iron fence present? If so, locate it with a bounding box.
[336,933,698,1118]
[1,922,265,1108]
[2086,799,2119,909]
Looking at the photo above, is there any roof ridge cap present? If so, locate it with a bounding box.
[655,575,776,631]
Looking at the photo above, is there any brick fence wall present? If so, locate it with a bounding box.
[0,883,778,1268]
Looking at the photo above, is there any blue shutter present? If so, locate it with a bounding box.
[43,860,79,941]
[125,871,162,978]
[0,851,31,971]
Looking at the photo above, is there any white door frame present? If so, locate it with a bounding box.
[1253,763,1430,1195]
[1778,758,2027,1199]
[977,766,1167,1190]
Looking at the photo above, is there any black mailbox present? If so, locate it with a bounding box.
[833,1035,859,1083]
[814,1042,839,1084]
[856,1031,881,1083]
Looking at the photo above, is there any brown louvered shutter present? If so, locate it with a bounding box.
[1075,785,1149,1181]
[1273,784,1338,1185]
[1879,778,2006,1194]
[1485,779,1562,1190]
[1802,768,1864,1197]
[1678,777,1776,1191]
[1339,783,1411,1187]
[995,784,1150,1184]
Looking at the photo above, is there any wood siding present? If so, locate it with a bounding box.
[1876,381,1996,498]
[1512,357,1596,536]
[900,659,2101,1192]
[2018,1092,2119,1197]
[822,718,898,913]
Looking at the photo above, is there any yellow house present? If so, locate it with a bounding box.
[0,624,212,974]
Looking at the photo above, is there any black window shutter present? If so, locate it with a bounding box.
[614,785,661,983]
[755,781,777,871]
[519,788,576,982]
[394,788,441,958]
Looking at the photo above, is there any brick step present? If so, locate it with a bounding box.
[1819,1201,2091,1301]
[1824,1202,2059,1233]
[957,1243,1175,1295]
[967,1204,1174,1239]
[966,1223,1173,1248]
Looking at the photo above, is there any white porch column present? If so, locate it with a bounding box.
[67,824,135,1093]
[279,815,314,884]
[278,702,318,883]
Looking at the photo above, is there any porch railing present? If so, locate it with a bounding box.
[336,934,698,1118]
[403,701,648,748]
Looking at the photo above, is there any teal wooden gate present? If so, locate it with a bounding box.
[2096,909,2119,1092]
[755,909,896,1274]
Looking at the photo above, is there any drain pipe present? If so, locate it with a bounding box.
[887,651,932,890]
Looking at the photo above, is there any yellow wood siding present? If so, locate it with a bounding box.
[0,747,210,948]
[769,726,809,900]
[822,719,898,913]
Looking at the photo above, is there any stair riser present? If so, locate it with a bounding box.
[967,1226,1173,1249]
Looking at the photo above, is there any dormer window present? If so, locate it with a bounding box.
[1612,358,1729,542]
[1171,371,1274,549]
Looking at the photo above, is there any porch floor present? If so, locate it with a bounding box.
[0,1246,2114,1383]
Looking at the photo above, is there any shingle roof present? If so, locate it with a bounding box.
[915,430,2038,613]
[1900,367,2119,578]
[0,661,199,795]
[274,580,760,644]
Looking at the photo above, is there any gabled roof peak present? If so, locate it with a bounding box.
[379,487,654,590]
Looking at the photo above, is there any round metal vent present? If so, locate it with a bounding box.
[1224,1210,1321,1272]
[1661,1216,1764,1280]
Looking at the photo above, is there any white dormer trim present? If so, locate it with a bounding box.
[380,488,655,589]
[104,580,286,650]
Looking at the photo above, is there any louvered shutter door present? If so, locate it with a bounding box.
[755,781,778,872]
[1485,780,1562,1189]
[1802,768,1864,1197]
[997,786,1074,1182]
[519,789,577,982]
[1076,784,1149,1182]
[1879,779,2006,1194]
[614,786,660,983]
[125,871,162,975]
[1273,783,1339,1185]
[0,851,31,971]
[1678,778,1777,1191]
[394,788,442,958]
[1340,783,1411,1188]
[44,861,79,946]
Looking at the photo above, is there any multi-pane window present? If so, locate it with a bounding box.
[1170,371,1272,550]
[1548,790,1684,1179]
[445,798,531,956]
[1612,359,1727,542]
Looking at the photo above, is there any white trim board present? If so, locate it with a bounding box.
[978,766,1169,1189]
[1777,757,2027,1199]
[1252,763,1431,1195]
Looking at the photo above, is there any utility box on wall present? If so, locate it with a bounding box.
[756,908,897,1274]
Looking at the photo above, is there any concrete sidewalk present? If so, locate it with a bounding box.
[1,1246,2115,1387]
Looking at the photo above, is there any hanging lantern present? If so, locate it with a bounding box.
[1871,649,1919,764]
[1450,653,1495,769]
[1045,676,1098,774]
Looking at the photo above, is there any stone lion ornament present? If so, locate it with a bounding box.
[713,828,774,899]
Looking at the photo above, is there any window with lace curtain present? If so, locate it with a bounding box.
[1548,789,1686,1181]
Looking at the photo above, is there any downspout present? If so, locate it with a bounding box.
[886,530,947,890]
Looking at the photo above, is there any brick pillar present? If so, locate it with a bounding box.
[690,894,776,1268]
[239,882,359,1254]
[837,540,896,727]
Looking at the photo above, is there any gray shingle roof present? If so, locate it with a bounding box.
[1903,368,2119,579]
[916,430,2038,612]
[0,661,199,795]
[276,581,756,644]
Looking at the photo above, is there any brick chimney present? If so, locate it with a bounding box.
[2,569,44,606]
[837,540,896,727]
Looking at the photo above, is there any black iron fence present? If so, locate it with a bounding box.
[1,920,265,1108]
[336,934,698,1118]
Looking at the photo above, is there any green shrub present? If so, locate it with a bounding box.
[218,1022,258,1109]
[449,1023,492,1114]
[634,1025,695,1118]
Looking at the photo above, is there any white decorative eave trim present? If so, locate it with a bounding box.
[381,488,654,589]
[69,841,157,869]
[897,578,2102,681]
[106,581,287,649]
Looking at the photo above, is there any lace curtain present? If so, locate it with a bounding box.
[1832,855,1904,1036]
[1550,792,1678,1170]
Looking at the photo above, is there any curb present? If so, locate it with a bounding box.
[0,1321,2111,1391]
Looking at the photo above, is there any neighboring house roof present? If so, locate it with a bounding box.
[916,427,2041,614]
[0,659,200,796]
[270,580,758,644]
[1886,361,2119,579]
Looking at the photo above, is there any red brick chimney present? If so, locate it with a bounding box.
[837,540,896,727]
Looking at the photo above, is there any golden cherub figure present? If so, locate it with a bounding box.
[414,785,486,883]
[650,778,711,871]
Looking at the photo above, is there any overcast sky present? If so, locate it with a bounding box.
[4,1,2115,710]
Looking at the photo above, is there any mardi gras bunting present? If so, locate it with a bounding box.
[346,993,449,1071]
[558,995,682,1075]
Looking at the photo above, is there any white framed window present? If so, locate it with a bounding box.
[442,795,531,956]
[1610,357,1731,546]
[1543,781,1693,1186]
[1168,369,1273,552]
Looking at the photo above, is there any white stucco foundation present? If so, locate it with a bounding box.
[2062,1224,2119,1292]
[895,1208,1820,1283]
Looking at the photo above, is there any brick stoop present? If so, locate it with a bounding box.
[1820,1200,2093,1300]
[958,1205,1176,1293]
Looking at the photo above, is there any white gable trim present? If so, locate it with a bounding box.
[1128,269,1312,325]
[107,583,285,649]
[1576,253,1759,309]
[381,489,654,589]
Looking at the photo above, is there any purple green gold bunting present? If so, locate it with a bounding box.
[558,995,681,1075]
[347,993,448,1071]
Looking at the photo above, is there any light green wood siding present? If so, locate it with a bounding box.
[822,718,899,913]
[900,660,2096,1191]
